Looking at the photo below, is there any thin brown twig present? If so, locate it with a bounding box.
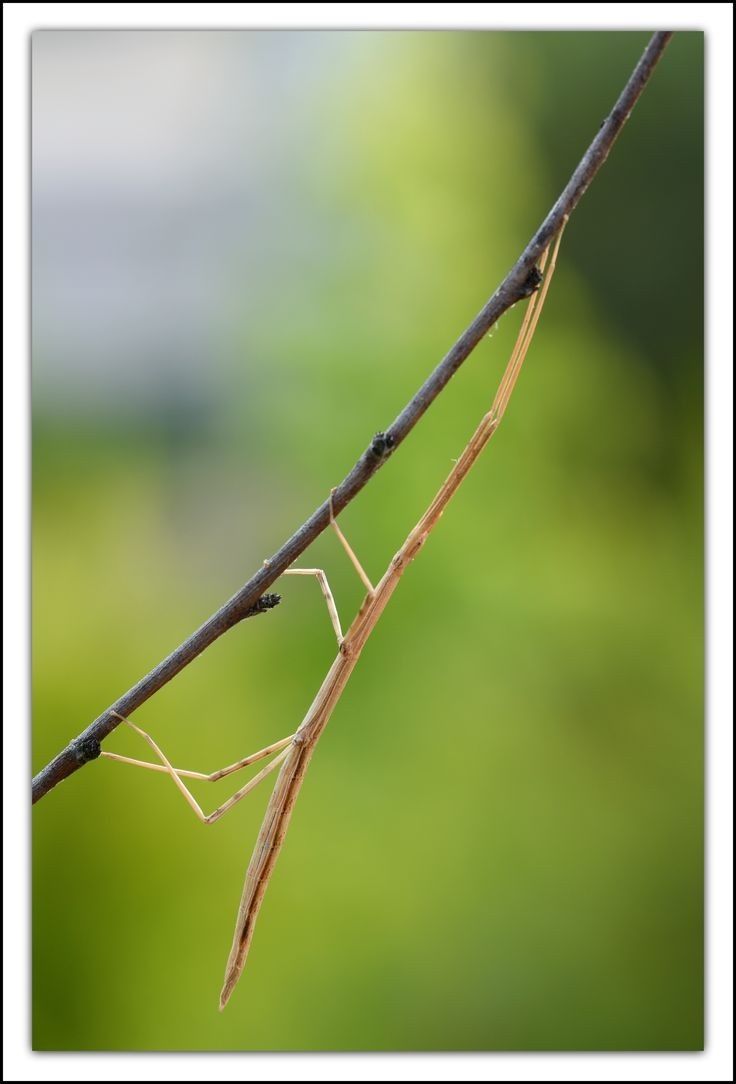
[32,31,672,805]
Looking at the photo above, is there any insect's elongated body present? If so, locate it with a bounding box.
[107,223,566,1010]
[218,224,565,1007]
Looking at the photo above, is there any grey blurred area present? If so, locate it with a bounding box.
[32,31,362,420]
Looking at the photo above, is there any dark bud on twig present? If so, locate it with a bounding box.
[519,266,544,299]
[73,736,101,764]
[370,431,395,458]
[247,593,281,615]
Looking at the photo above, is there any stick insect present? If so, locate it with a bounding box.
[103,222,566,1010]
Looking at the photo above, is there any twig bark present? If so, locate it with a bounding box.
[32,31,672,805]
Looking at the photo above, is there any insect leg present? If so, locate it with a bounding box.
[100,732,295,782]
[329,488,375,595]
[282,567,344,644]
[103,714,293,825]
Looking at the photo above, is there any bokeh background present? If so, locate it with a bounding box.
[32,30,704,1051]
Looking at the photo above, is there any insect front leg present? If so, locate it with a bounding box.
[329,487,375,595]
[282,567,344,644]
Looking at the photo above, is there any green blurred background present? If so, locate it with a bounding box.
[32,30,703,1051]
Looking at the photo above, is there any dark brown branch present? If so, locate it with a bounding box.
[32,31,672,805]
